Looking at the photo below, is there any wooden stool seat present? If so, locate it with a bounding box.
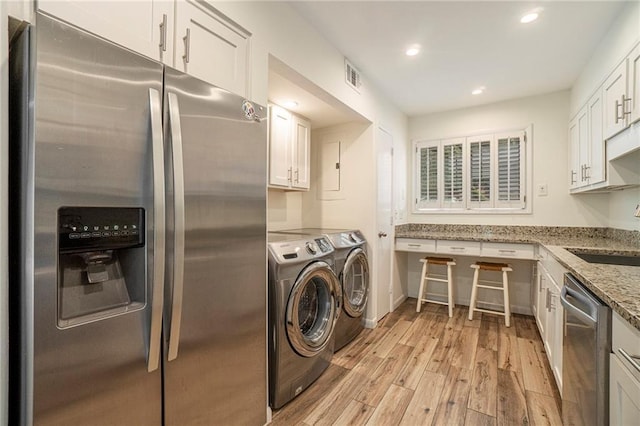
[475,261,510,271]
[416,257,456,317]
[421,256,455,265]
[468,262,512,326]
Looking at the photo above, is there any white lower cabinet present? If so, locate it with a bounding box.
[535,253,564,394]
[610,312,640,425]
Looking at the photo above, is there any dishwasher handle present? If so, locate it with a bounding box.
[560,284,597,326]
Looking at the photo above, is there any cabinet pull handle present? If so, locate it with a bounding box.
[619,348,640,374]
[622,94,632,117]
[294,169,299,184]
[407,244,421,248]
[571,170,576,184]
[545,289,551,311]
[182,28,190,64]
[615,99,622,123]
[287,167,292,183]
[450,247,465,251]
[498,249,516,253]
[584,165,590,179]
[159,14,167,52]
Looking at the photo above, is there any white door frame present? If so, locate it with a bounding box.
[375,125,394,323]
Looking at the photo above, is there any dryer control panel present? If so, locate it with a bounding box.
[267,235,334,264]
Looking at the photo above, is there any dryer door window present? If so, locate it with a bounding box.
[341,248,369,318]
[286,261,338,357]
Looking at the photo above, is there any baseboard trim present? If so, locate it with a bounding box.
[393,294,407,310]
[363,318,378,329]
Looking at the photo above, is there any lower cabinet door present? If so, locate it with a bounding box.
[610,353,640,425]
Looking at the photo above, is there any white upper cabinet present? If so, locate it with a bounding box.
[587,90,605,185]
[603,43,640,140]
[175,0,250,97]
[38,0,174,65]
[604,60,628,140]
[268,105,311,191]
[291,115,311,190]
[628,44,640,125]
[268,105,292,188]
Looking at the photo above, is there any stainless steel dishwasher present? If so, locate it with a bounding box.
[561,273,612,426]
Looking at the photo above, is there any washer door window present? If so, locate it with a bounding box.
[286,261,339,357]
[341,248,369,318]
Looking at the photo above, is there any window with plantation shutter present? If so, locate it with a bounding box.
[416,141,439,208]
[468,136,492,208]
[413,127,530,214]
[496,132,525,208]
[442,139,464,208]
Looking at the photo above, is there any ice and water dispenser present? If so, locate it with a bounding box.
[57,207,146,328]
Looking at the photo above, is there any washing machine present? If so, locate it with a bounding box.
[267,232,341,409]
[273,229,370,351]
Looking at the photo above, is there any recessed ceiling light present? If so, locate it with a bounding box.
[405,45,421,57]
[520,8,542,24]
[283,100,298,108]
[472,87,484,95]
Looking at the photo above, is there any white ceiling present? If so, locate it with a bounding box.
[284,0,628,118]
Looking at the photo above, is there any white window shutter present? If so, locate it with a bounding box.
[442,138,465,209]
[467,135,493,208]
[415,140,440,209]
[495,131,525,209]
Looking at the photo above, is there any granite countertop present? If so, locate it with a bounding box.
[395,224,640,331]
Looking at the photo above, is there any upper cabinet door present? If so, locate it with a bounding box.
[291,116,311,190]
[568,116,580,189]
[628,44,640,125]
[38,0,173,65]
[587,90,605,185]
[269,105,292,188]
[175,0,250,97]
[603,60,628,140]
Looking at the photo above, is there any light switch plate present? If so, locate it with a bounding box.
[634,204,640,218]
[537,183,548,197]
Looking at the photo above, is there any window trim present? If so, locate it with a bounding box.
[412,125,533,215]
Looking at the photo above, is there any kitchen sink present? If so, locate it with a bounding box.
[568,251,640,266]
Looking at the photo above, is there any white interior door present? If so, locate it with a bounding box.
[376,127,394,321]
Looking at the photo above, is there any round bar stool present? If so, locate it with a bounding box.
[468,261,513,326]
[416,256,456,317]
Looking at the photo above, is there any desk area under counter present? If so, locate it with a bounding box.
[393,224,640,326]
[395,236,537,316]
[396,238,536,260]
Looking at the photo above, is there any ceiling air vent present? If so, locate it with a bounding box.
[345,59,362,92]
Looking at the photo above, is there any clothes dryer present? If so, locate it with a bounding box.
[267,233,340,409]
[273,229,370,351]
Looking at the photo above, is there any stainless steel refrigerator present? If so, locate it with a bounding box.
[9,12,267,425]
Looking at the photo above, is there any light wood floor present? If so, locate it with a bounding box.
[272,298,562,426]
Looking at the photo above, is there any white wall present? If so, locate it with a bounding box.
[609,188,640,230]
[570,1,640,117]
[213,1,376,121]
[266,189,305,231]
[303,122,374,229]
[406,91,610,226]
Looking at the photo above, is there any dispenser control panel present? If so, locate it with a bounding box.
[59,207,145,252]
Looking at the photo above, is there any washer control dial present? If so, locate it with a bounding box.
[306,242,318,255]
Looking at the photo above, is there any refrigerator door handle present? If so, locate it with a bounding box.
[148,87,166,372]
[167,92,186,361]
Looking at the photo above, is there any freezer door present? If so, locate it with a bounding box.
[18,13,164,425]
[162,68,267,425]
